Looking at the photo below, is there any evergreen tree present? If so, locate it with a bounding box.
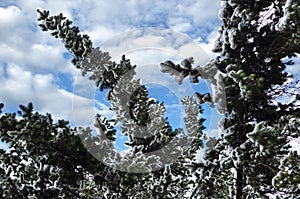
[1,1,299,197]
[0,103,114,198]
[173,0,300,198]
[35,9,206,198]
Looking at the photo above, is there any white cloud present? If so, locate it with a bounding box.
[72,93,113,126]
[0,63,110,126]
[168,17,193,33]
[0,63,70,117]
[0,0,221,128]
[0,4,76,75]
[0,43,76,74]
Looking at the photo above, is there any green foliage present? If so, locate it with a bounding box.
[192,0,300,198]
[0,103,111,198]
[1,1,299,197]
[37,9,92,68]
[34,9,206,198]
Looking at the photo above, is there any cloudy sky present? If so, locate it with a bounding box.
[1,0,299,152]
[0,0,225,150]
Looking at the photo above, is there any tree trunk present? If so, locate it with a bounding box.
[236,167,243,199]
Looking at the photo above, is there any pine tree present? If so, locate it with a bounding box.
[177,0,300,198]
[0,103,113,198]
[34,9,206,198]
[1,2,298,197]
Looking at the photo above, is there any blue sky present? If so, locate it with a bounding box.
[0,0,299,153]
[0,0,225,151]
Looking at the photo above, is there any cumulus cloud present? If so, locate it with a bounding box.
[0,63,110,125]
[66,0,220,35]
[0,0,221,128]
[0,5,76,75]
[0,63,70,118]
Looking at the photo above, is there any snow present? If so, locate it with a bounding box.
[218,1,227,20]
[258,3,276,31]
[275,0,293,31]
[231,149,241,167]
[193,60,227,113]
[289,138,300,154]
